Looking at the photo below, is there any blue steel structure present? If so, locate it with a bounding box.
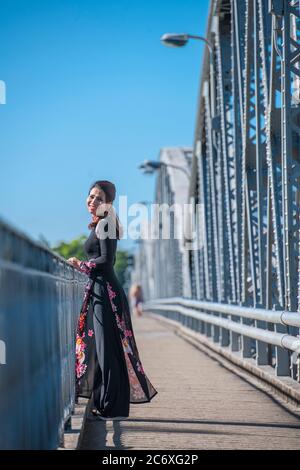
[140,0,300,385]
[0,218,86,449]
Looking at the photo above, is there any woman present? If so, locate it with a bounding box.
[129,283,144,317]
[67,180,158,420]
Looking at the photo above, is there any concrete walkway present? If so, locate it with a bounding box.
[75,313,300,450]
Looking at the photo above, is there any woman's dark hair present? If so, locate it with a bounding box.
[87,180,122,239]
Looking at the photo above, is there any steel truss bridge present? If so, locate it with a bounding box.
[1,0,300,451]
[136,0,300,386]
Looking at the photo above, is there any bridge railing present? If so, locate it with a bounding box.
[0,218,87,449]
[144,297,300,386]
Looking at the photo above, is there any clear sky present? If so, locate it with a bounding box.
[0,0,209,251]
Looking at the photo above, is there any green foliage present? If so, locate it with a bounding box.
[52,235,131,288]
[52,235,87,260]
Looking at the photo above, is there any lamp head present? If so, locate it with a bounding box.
[138,160,162,174]
[160,33,189,48]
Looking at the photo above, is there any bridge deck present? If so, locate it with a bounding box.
[73,314,300,450]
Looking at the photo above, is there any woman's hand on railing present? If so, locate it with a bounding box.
[67,257,96,275]
[67,257,81,269]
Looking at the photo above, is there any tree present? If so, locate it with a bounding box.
[52,235,87,260]
[52,236,131,288]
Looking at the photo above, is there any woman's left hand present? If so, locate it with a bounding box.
[67,257,81,268]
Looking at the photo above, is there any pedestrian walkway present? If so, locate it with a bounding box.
[74,313,300,450]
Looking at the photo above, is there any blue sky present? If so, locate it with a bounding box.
[0,0,209,251]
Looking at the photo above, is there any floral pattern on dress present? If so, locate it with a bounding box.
[75,279,94,380]
[124,351,147,400]
[78,260,97,276]
[75,256,97,381]
[75,268,154,402]
[106,281,148,401]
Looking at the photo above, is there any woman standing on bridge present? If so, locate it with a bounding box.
[67,180,158,420]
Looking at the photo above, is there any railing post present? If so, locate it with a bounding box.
[275,323,290,376]
[256,318,269,366]
[241,315,252,358]
[230,313,240,352]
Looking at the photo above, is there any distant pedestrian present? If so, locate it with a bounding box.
[129,283,144,317]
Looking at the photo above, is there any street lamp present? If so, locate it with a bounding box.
[161,31,215,106]
[138,200,152,206]
[138,160,190,180]
[160,31,219,137]
[138,160,161,174]
[160,33,213,55]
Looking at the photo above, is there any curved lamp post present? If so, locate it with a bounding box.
[160,33,213,55]
[160,32,215,116]
[138,160,190,180]
[160,33,216,248]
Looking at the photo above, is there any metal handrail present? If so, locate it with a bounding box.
[0,218,87,449]
[145,297,300,328]
[144,301,300,354]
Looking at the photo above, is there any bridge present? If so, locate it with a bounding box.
[1,0,300,450]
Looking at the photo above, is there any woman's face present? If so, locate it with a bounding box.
[86,187,106,216]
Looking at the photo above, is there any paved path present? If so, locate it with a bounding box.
[77,313,300,450]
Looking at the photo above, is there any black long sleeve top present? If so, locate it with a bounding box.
[78,222,117,277]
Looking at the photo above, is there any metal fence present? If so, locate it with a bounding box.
[143,298,300,381]
[0,218,87,449]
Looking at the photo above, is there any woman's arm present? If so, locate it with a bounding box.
[78,236,115,275]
